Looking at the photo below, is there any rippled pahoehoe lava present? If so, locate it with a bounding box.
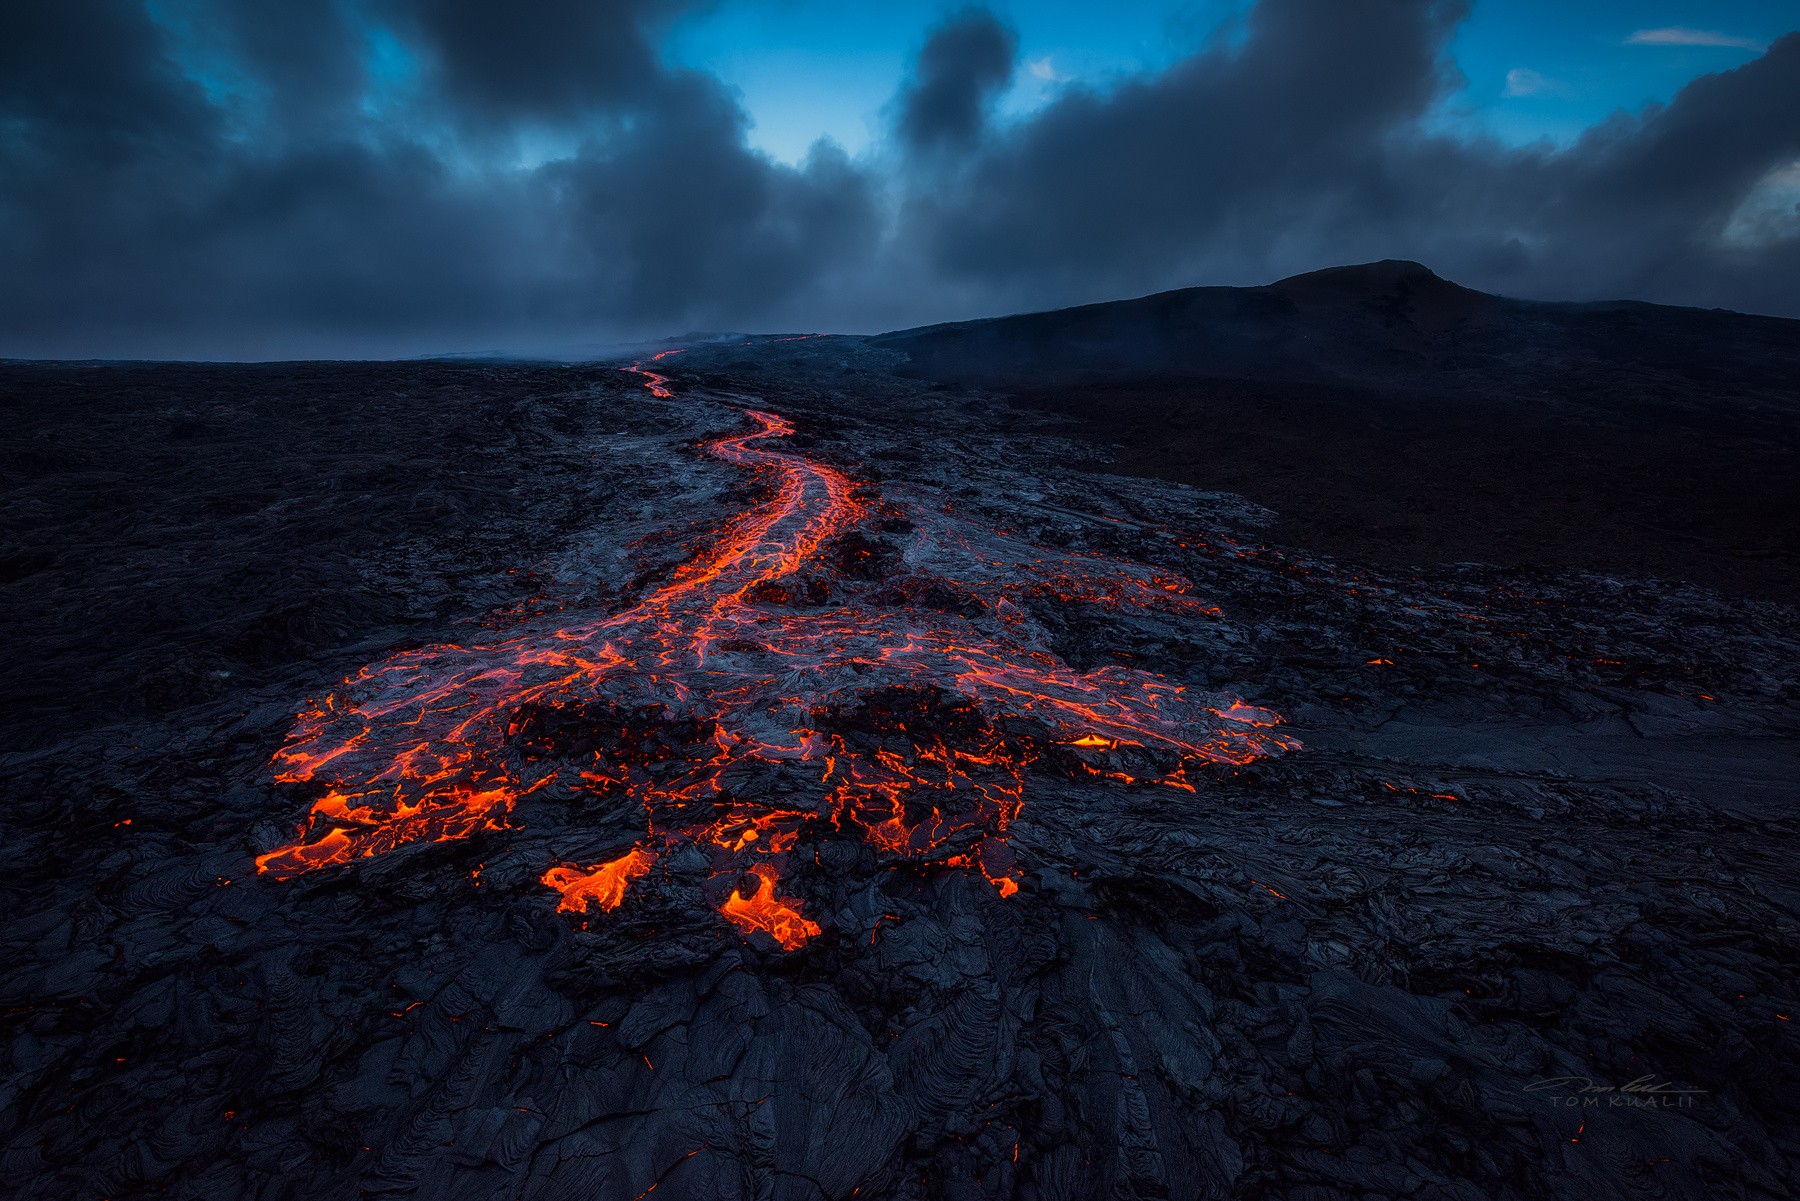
[255,347,1297,948]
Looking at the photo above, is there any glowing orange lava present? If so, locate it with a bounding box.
[720,864,822,950]
[255,344,1297,949]
[542,848,657,914]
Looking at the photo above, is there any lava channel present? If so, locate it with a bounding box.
[255,347,1298,949]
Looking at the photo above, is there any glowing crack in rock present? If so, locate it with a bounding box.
[255,346,1298,948]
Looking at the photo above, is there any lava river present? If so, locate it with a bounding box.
[255,349,1297,949]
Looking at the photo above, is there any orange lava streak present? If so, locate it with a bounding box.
[542,848,657,913]
[254,826,354,877]
[254,346,1298,951]
[720,865,821,950]
[636,348,682,399]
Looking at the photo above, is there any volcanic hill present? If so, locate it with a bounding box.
[874,260,1800,599]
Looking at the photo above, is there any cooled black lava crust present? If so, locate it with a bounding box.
[2,339,1796,1201]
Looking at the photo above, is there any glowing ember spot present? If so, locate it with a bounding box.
[720,866,820,950]
[253,345,1297,949]
[542,848,658,913]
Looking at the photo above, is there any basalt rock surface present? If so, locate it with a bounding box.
[2,339,1797,1201]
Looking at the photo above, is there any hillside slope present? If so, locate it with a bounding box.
[874,261,1800,598]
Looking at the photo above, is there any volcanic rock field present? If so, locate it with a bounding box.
[2,330,1797,1200]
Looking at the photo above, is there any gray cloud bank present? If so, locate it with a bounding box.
[2,0,1796,358]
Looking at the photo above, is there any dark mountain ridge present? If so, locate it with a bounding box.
[874,261,1800,599]
[874,260,1800,408]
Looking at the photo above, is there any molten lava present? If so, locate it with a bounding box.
[542,848,657,914]
[720,864,822,951]
[255,344,1297,949]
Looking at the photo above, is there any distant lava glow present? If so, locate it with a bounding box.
[256,347,1297,948]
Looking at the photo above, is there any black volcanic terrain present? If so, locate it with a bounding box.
[875,261,1800,600]
[2,271,1798,1201]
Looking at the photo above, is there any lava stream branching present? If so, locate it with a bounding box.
[255,347,1297,948]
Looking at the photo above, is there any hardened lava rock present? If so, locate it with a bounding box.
[0,343,1796,1201]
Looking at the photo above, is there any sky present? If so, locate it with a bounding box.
[1,0,1796,358]
[672,1,1796,163]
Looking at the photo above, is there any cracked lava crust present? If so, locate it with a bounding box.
[255,351,1295,949]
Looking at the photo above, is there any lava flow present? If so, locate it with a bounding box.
[255,346,1297,949]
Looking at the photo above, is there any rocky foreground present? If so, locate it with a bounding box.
[2,338,1796,1200]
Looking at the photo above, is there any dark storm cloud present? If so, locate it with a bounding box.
[0,0,876,357]
[548,74,878,321]
[0,0,1796,357]
[374,0,692,123]
[0,0,212,149]
[903,0,1467,293]
[894,10,1018,155]
[1512,33,1800,314]
[904,0,1800,319]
